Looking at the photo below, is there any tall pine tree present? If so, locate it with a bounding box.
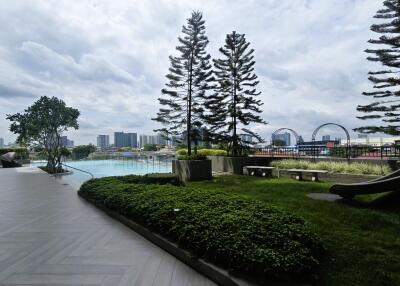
[205,31,266,156]
[355,0,400,135]
[153,11,213,155]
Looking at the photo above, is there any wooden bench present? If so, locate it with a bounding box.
[285,169,328,181]
[243,166,275,177]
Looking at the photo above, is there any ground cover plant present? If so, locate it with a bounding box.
[79,174,324,284]
[176,148,227,156]
[271,159,390,175]
[188,176,400,286]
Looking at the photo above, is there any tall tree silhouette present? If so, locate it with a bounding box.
[356,0,400,135]
[153,11,213,155]
[205,31,266,156]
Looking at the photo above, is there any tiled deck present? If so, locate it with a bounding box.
[0,167,216,286]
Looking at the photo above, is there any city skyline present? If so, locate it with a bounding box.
[0,1,384,145]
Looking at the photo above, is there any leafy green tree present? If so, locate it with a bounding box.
[153,11,213,156]
[6,96,79,173]
[72,144,96,160]
[205,31,266,156]
[355,0,400,135]
[143,144,157,151]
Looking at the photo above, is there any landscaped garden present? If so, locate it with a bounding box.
[79,174,400,286]
[271,159,390,176]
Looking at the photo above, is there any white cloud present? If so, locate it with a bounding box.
[0,0,383,144]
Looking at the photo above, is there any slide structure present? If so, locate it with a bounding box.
[329,169,400,199]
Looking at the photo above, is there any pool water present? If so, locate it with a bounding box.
[32,159,172,189]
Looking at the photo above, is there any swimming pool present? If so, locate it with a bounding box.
[31,159,172,189]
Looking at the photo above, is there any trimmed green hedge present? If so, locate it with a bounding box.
[0,148,29,159]
[271,159,390,175]
[177,154,207,160]
[79,175,324,283]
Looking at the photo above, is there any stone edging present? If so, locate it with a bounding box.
[78,192,262,286]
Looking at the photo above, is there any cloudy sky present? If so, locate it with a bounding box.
[0,0,383,145]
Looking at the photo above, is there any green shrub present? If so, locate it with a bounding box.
[176,149,187,155]
[0,148,29,159]
[177,154,207,160]
[79,176,324,283]
[176,148,227,157]
[198,149,227,156]
[271,159,390,175]
[91,173,182,186]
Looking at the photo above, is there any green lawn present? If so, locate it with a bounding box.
[188,176,400,286]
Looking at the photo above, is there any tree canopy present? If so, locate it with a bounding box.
[153,11,213,155]
[355,0,400,135]
[205,31,266,156]
[6,96,79,172]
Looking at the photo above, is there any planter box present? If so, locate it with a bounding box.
[172,159,212,181]
[208,156,273,175]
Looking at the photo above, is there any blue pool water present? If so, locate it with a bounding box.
[32,159,172,189]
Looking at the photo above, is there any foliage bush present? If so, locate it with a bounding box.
[271,159,390,175]
[79,176,324,283]
[0,148,29,159]
[177,154,207,160]
[176,148,227,156]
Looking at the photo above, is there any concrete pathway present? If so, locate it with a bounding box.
[0,167,216,286]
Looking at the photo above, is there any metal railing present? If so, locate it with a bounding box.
[61,162,94,179]
[252,145,400,160]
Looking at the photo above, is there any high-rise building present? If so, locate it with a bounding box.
[240,134,253,144]
[139,135,148,148]
[0,138,4,148]
[126,133,138,148]
[114,132,125,147]
[60,136,74,148]
[97,135,110,150]
[322,135,331,141]
[271,132,290,146]
[114,132,138,148]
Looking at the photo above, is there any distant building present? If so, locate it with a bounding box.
[126,133,138,148]
[60,136,74,148]
[272,132,290,146]
[114,132,137,148]
[322,135,331,141]
[240,134,253,145]
[97,135,110,150]
[347,136,400,147]
[0,138,4,148]
[139,135,148,148]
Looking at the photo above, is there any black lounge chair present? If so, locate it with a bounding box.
[0,152,22,168]
[329,169,400,199]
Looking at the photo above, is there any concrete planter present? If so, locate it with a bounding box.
[172,159,212,181]
[208,156,273,175]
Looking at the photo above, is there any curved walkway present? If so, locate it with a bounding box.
[0,167,216,286]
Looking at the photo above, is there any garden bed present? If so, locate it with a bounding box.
[271,159,390,176]
[78,174,324,285]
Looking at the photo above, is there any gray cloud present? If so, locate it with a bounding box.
[0,0,383,144]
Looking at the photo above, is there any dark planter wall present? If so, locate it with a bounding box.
[172,160,212,181]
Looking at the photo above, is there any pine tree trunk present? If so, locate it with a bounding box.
[187,51,194,156]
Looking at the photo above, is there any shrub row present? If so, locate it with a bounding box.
[271,159,390,175]
[177,148,227,156]
[177,154,207,160]
[0,148,29,159]
[79,175,324,283]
